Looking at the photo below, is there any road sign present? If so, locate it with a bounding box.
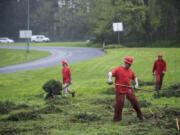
[19,30,32,38]
[113,22,123,32]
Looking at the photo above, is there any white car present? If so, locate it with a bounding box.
[31,35,50,42]
[0,37,14,43]
[86,40,90,43]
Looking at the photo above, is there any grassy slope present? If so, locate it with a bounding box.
[0,49,50,67]
[0,48,180,135]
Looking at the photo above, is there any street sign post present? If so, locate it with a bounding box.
[113,22,123,44]
[18,0,31,53]
[19,30,32,53]
[19,30,32,38]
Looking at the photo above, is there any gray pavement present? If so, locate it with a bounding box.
[0,46,106,74]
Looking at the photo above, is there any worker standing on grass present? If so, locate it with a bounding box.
[62,60,75,97]
[108,56,144,121]
[152,53,166,97]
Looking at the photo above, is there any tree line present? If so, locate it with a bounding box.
[0,0,179,45]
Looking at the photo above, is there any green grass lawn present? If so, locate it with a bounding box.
[0,49,50,67]
[0,42,91,47]
[0,48,180,135]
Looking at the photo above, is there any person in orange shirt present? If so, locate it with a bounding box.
[152,53,166,97]
[62,60,75,97]
[108,56,144,121]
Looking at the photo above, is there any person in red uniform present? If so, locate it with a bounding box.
[62,60,75,97]
[152,53,166,97]
[108,56,144,121]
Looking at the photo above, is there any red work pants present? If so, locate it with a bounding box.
[113,91,143,121]
[156,75,164,90]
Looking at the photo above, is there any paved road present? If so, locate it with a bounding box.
[0,46,106,74]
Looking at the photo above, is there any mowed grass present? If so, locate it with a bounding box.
[0,42,90,47]
[0,49,50,67]
[0,48,180,135]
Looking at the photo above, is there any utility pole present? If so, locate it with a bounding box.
[18,0,32,50]
[118,31,120,44]
[113,22,123,45]
[26,0,30,53]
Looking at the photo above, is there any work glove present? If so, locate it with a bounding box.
[134,83,139,89]
[108,80,113,85]
[108,72,113,85]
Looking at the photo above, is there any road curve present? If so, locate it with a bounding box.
[0,46,106,74]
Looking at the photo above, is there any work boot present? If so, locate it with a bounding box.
[62,95,67,98]
[72,91,75,97]
[138,115,145,121]
[113,118,122,122]
[157,92,160,98]
[155,87,159,92]
[154,88,159,98]
[153,92,157,98]
[113,119,121,122]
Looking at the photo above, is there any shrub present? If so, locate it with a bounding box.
[46,97,71,105]
[104,44,124,49]
[123,41,147,47]
[72,112,101,122]
[150,40,180,48]
[37,105,62,114]
[0,101,15,114]
[87,42,102,48]
[161,83,180,97]
[42,79,62,94]
[7,111,41,121]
